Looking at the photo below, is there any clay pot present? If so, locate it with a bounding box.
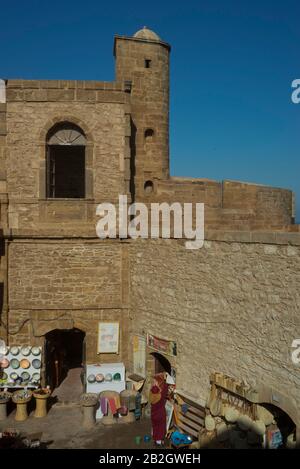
[256,405,274,426]
[12,390,32,421]
[224,407,239,423]
[205,414,216,432]
[0,392,11,420]
[216,422,229,442]
[80,393,98,428]
[33,389,51,418]
[210,398,222,417]
[237,415,252,431]
[251,419,266,436]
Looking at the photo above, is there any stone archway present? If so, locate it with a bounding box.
[251,383,300,447]
[150,352,172,375]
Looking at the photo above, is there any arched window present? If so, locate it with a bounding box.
[46,122,86,198]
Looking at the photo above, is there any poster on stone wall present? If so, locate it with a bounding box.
[97,322,119,354]
[147,333,177,357]
[133,335,146,377]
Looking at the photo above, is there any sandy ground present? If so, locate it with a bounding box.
[0,402,153,449]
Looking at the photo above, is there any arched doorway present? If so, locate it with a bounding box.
[45,328,85,400]
[151,352,172,375]
[259,403,297,448]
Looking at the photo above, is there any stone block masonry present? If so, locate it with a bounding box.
[129,237,300,428]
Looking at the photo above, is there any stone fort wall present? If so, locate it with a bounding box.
[129,234,300,426]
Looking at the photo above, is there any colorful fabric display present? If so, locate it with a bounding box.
[134,392,142,420]
[115,395,121,410]
[108,398,117,414]
[100,397,108,415]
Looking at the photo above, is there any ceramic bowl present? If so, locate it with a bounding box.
[10,372,18,380]
[32,359,41,369]
[113,372,121,381]
[20,346,31,356]
[10,359,20,369]
[0,372,8,382]
[87,374,96,383]
[32,373,40,382]
[20,359,30,369]
[1,358,10,369]
[95,373,104,382]
[10,346,20,356]
[21,371,30,381]
[104,373,112,382]
[0,345,9,356]
[31,347,41,356]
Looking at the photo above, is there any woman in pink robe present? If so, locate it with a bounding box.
[150,373,169,446]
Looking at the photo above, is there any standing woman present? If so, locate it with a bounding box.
[149,372,168,446]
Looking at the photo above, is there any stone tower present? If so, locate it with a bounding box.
[114,27,170,200]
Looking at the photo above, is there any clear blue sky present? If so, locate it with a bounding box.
[1,0,299,220]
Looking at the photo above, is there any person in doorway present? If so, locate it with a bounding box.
[149,372,168,446]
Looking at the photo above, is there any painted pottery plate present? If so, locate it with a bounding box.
[32,359,41,369]
[104,373,112,382]
[21,371,30,381]
[10,372,18,380]
[32,373,40,382]
[87,374,96,383]
[95,373,104,382]
[0,372,8,381]
[31,347,41,356]
[113,372,121,381]
[20,359,30,369]
[1,358,10,369]
[10,346,20,356]
[0,345,9,356]
[20,346,31,356]
[10,359,20,369]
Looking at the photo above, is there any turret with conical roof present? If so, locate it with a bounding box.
[114,27,171,200]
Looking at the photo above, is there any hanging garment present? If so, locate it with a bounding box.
[108,398,117,414]
[135,392,142,420]
[100,397,108,415]
[114,395,121,410]
[151,383,168,441]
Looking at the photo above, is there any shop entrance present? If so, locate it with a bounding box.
[260,403,296,448]
[45,328,85,402]
[151,352,172,375]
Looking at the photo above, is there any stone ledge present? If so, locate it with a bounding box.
[205,229,300,246]
[6,79,123,91]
